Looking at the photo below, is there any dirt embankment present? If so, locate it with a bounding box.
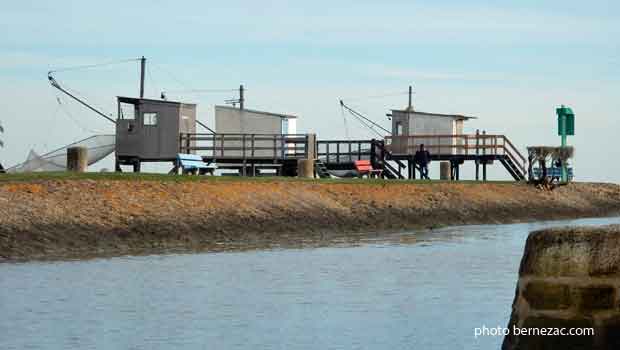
[1,179,619,262]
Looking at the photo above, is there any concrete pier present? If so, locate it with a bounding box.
[503,225,620,349]
[67,147,88,172]
[440,161,450,180]
[297,159,314,178]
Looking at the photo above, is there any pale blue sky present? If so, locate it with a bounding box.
[1,0,618,181]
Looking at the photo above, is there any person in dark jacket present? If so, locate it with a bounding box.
[415,144,431,179]
[551,158,562,182]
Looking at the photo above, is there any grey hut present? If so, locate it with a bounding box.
[115,97,196,171]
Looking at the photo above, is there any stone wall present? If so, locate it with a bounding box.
[503,225,620,350]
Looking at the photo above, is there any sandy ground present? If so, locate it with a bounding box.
[1,179,619,262]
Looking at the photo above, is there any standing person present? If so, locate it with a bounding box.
[415,144,431,179]
[551,158,562,183]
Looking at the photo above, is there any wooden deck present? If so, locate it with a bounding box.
[385,134,526,180]
[179,133,311,176]
[179,132,527,180]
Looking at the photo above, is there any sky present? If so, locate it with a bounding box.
[0,0,618,182]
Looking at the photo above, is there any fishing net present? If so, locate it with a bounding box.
[7,135,115,173]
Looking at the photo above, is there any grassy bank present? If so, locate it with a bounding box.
[1,173,619,262]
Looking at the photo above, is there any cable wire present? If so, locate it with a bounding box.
[56,96,107,134]
[60,83,115,119]
[149,62,193,91]
[48,58,140,74]
[165,88,239,93]
[341,103,350,140]
[340,90,409,103]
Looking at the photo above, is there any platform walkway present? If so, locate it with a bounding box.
[179,133,526,180]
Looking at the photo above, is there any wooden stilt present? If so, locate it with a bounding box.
[133,159,141,173]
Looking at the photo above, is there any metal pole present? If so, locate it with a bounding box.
[408,85,412,110]
[140,56,146,98]
[239,84,244,110]
[560,108,568,182]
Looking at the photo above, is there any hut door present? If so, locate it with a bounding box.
[142,112,160,156]
[392,121,405,154]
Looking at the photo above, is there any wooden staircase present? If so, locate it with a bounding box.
[374,140,405,179]
[500,156,526,181]
[314,159,331,178]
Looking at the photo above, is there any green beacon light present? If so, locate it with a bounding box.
[556,105,575,182]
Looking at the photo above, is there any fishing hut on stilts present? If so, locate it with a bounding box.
[325,86,527,181]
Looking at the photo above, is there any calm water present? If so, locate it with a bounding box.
[2,217,620,350]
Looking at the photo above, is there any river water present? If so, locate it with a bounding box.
[2,216,620,350]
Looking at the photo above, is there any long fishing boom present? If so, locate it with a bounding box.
[48,73,116,124]
[196,119,215,134]
[339,100,391,136]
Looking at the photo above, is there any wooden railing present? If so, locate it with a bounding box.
[316,139,406,179]
[179,133,310,160]
[385,134,526,174]
[317,139,373,164]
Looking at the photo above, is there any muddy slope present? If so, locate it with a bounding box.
[1,180,619,261]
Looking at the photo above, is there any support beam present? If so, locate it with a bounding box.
[451,161,456,181]
[482,130,487,181]
[133,159,141,173]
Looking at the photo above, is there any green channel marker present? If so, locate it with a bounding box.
[556,105,575,182]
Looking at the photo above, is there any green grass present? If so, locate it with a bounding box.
[0,171,519,185]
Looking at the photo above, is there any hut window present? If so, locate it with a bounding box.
[143,112,158,126]
[181,115,191,131]
[119,102,135,120]
[281,118,289,134]
[396,122,403,135]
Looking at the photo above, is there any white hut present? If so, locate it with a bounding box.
[214,106,297,135]
[388,106,476,155]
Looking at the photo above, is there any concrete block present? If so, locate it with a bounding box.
[574,285,615,311]
[523,280,571,310]
[67,146,88,172]
[503,225,620,349]
[519,226,620,277]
